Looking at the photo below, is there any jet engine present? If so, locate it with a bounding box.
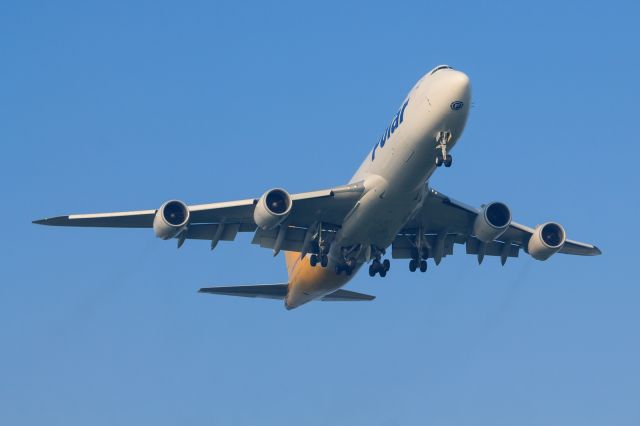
[254,188,292,230]
[527,222,566,260]
[473,202,512,243]
[153,200,190,239]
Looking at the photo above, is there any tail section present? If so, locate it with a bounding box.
[198,251,375,309]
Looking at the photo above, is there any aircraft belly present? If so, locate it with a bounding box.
[338,187,418,250]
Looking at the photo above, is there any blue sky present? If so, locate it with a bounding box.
[1,1,639,424]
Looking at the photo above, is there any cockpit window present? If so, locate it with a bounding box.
[430,65,453,75]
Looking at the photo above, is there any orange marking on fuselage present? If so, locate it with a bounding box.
[283,251,357,308]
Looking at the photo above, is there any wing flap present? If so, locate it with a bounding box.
[465,238,520,258]
[184,223,244,241]
[251,226,338,254]
[391,233,456,259]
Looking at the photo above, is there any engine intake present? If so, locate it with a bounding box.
[473,202,512,243]
[153,200,190,239]
[527,222,566,260]
[254,188,292,230]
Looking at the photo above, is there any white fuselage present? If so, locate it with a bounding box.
[285,66,471,308]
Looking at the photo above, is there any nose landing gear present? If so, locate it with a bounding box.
[435,131,453,168]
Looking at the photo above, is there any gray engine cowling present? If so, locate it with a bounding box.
[527,222,566,260]
[153,200,190,239]
[473,202,512,243]
[254,188,292,230]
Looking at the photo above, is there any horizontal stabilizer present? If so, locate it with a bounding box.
[199,284,288,300]
[320,289,375,301]
[198,284,375,302]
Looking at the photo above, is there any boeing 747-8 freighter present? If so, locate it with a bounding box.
[35,65,601,309]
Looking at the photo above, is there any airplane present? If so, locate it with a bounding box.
[34,65,601,310]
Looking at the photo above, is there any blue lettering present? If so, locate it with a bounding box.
[372,99,410,161]
[399,100,409,123]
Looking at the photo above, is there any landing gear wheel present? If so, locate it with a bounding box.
[310,254,318,267]
[419,259,427,272]
[435,156,443,167]
[409,259,417,272]
[444,155,452,167]
[369,259,388,278]
[320,255,328,268]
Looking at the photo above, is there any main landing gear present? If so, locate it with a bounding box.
[435,131,453,168]
[309,223,330,268]
[409,247,428,272]
[309,253,328,268]
[369,258,390,277]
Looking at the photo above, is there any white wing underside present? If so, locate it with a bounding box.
[34,184,600,260]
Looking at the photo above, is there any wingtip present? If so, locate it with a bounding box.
[32,216,69,226]
[593,245,602,256]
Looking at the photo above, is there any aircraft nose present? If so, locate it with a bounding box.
[447,70,471,102]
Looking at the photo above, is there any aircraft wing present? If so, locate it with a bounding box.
[393,187,601,263]
[33,182,365,252]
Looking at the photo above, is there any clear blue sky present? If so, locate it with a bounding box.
[1,1,638,425]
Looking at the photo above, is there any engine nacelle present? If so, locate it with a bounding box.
[527,222,566,260]
[254,188,292,230]
[153,200,190,239]
[473,202,512,243]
